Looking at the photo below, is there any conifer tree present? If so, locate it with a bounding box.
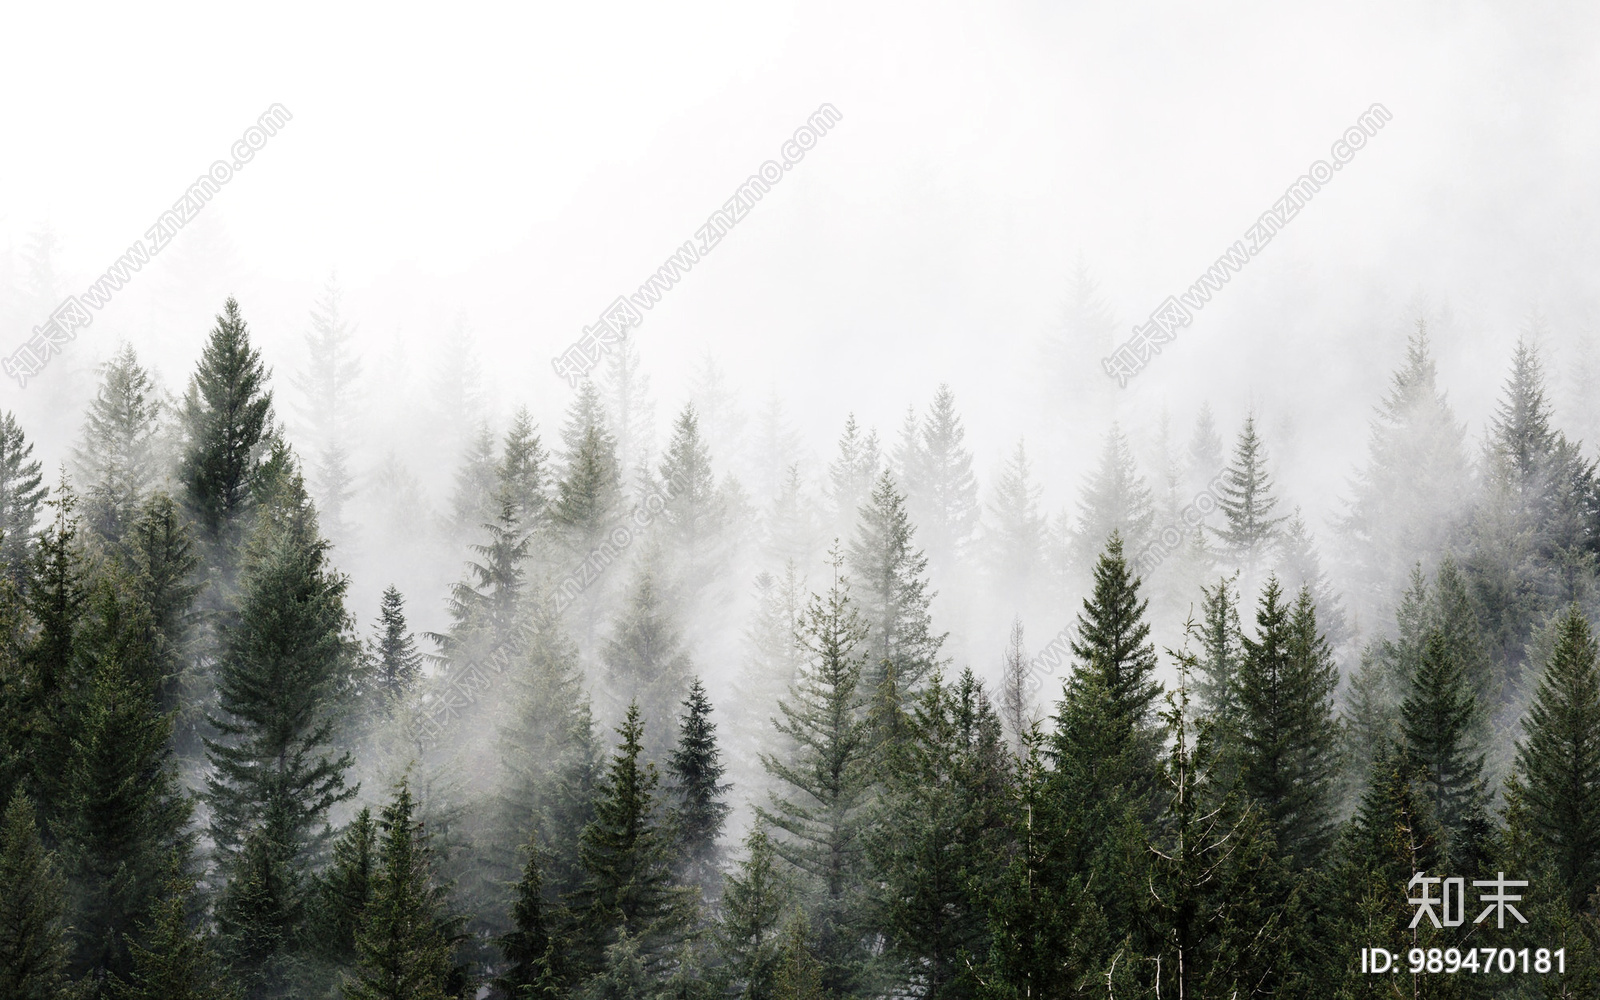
[1213,414,1285,580]
[550,420,623,592]
[447,423,500,545]
[848,470,945,694]
[111,863,237,1000]
[21,489,90,809]
[601,564,693,751]
[1236,581,1339,868]
[764,466,818,571]
[179,298,275,588]
[599,334,656,484]
[498,407,550,533]
[292,278,362,545]
[204,468,357,872]
[985,441,1046,610]
[655,405,729,598]
[0,793,71,1000]
[1398,628,1491,870]
[572,704,685,976]
[824,415,879,543]
[1511,603,1600,911]
[1186,402,1224,495]
[1275,506,1347,648]
[869,668,1011,994]
[667,678,730,893]
[313,807,375,965]
[998,618,1034,754]
[1071,424,1155,572]
[435,493,527,664]
[495,833,561,999]
[1339,321,1470,621]
[901,385,980,571]
[759,551,872,997]
[73,345,164,547]
[344,782,457,1000]
[0,410,47,581]
[369,586,422,703]
[1192,574,1244,729]
[122,494,202,721]
[715,826,792,1000]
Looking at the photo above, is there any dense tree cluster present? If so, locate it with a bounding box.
[4,300,1600,1000]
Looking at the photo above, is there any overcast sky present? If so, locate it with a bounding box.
[4,0,1598,523]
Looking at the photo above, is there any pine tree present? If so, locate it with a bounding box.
[1186,402,1224,495]
[824,415,879,544]
[769,920,825,1000]
[447,423,500,545]
[666,678,730,893]
[72,344,165,547]
[1339,321,1471,623]
[499,407,550,534]
[122,494,202,722]
[0,793,72,1000]
[367,587,422,705]
[1071,424,1155,573]
[1274,506,1347,649]
[599,334,655,485]
[985,441,1046,611]
[1511,603,1600,911]
[179,298,275,588]
[495,833,562,999]
[204,469,357,872]
[1236,581,1340,868]
[344,782,457,1000]
[58,579,192,982]
[111,863,237,1000]
[764,466,819,571]
[20,489,90,812]
[656,404,727,591]
[572,704,685,976]
[1213,414,1285,580]
[292,278,362,545]
[715,826,792,1000]
[601,564,694,750]
[998,618,1034,754]
[0,410,47,581]
[435,493,527,665]
[869,668,1011,995]
[550,418,623,590]
[758,551,872,997]
[312,807,375,965]
[902,385,980,571]
[1192,574,1244,728]
[848,470,945,695]
[1398,628,1491,870]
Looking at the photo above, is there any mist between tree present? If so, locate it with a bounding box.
[3,288,1600,999]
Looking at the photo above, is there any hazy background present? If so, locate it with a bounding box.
[3,0,1597,655]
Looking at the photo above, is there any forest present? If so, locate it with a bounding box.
[1,289,1599,1000]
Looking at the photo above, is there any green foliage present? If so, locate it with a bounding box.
[600,565,693,752]
[849,469,945,695]
[110,862,237,1000]
[0,793,72,1000]
[73,345,164,549]
[0,409,48,581]
[494,833,561,999]
[715,826,792,1000]
[1213,413,1285,577]
[666,678,730,892]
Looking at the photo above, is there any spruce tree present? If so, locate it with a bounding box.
[291,277,362,544]
[572,704,685,976]
[1071,424,1155,572]
[666,678,730,893]
[0,410,47,583]
[901,384,980,571]
[985,441,1046,611]
[111,863,237,1000]
[847,470,944,694]
[1399,628,1491,870]
[344,782,457,1000]
[1236,581,1340,868]
[1192,573,1244,728]
[1511,603,1600,911]
[715,826,792,1000]
[495,833,561,999]
[368,586,422,703]
[447,423,499,547]
[656,405,723,570]
[435,493,527,665]
[179,298,275,588]
[1186,401,1224,494]
[1212,414,1285,580]
[313,807,375,965]
[997,618,1033,754]
[21,489,90,813]
[758,551,872,997]
[0,793,71,1000]
[550,420,623,608]
[824,415,879,544]
[204,469,357,874]
[498,407,550,534]
[122,494,202,722]
[598,334,656,484]
[601,564,694,751]
[73,344,164,547]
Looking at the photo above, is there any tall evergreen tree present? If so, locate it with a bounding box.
[110,863,237,1000]
[1213,414,1285,580]
[447,423,500,545]
[1398,628,1491,870]
[601,563,693,750]
[498,407,550,535]
[667,678,730,893]
[1186,401,1224,495]
[20,489,90,814]
[367,586,422,705]
[759,551,872,997]
[495,833,562,1000]
[715,826,792,1000]
[848,470,944,695]
[901,385,980,571]
[435,493,528,665]
[1192,573,1244,729]
[344,782,457,1000]
[73,345,165,548]
[312,807,376,966]
[655,405,728,595]
[292,278,362,545]
[1236,581,1340,868]
[1071,424,1155,573]
[204,467,357,877]
[1511,603,1600,911]
[598,335,656,485]
[0,410,47,581]
[824,415,879,544]
[0,793,72,1000]
[121,494,202,722]
[571,704,685,977]
[997,618,1034,755]
[985,441,1046,612]
[179,298,275,591]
